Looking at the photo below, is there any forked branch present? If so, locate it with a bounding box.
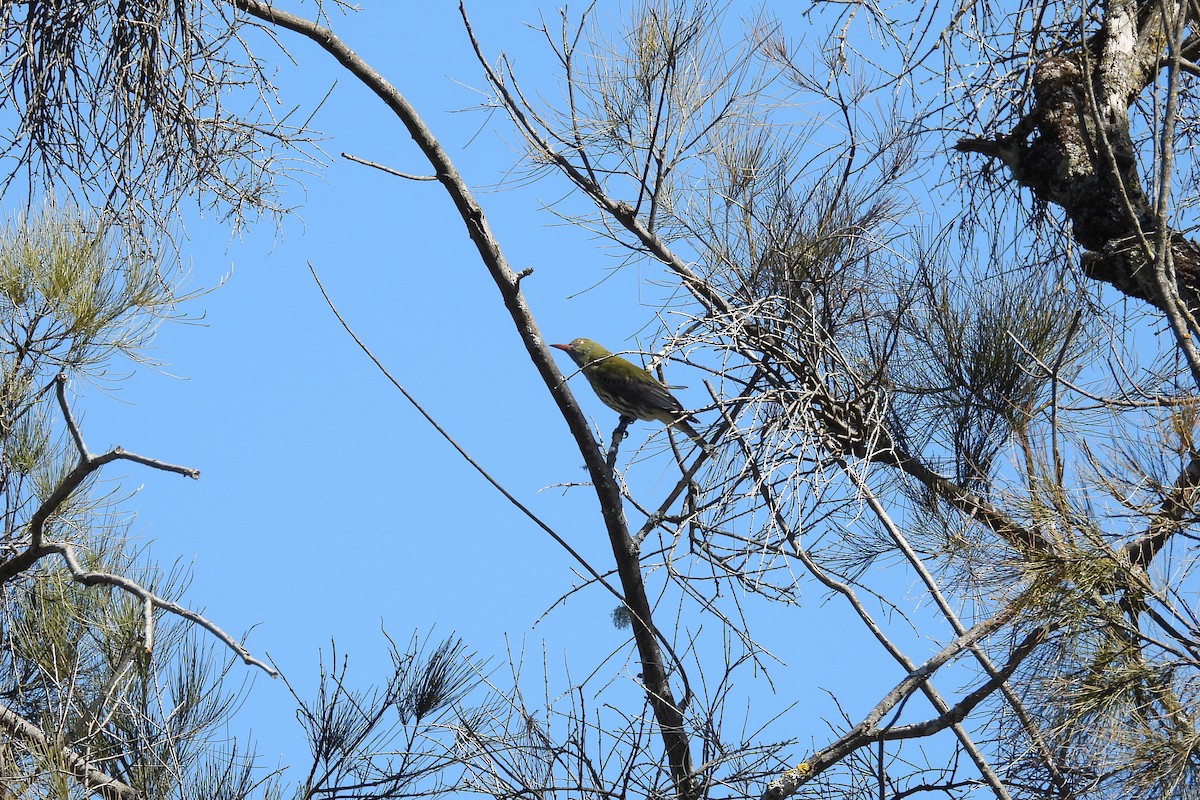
[762,597,1036,800]
[0,374,274,676]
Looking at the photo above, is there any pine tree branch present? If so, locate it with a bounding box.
[0,374,274,675]
[0,699,139,800]
[0,374,199,580]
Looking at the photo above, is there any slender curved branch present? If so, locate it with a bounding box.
[227,3,698,794]
[307,263,673,643]
[50,541,276,676]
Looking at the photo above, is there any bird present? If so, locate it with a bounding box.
[551,337,704,446]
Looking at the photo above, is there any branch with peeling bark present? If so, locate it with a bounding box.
[955,1,1200,333]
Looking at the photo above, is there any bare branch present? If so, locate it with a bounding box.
[762,597,1030,800]
[341,151,437,180]
[51,541,276,676]
[4,377,198,569]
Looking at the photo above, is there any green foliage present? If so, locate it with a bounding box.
[3,552,250,799]
[0,205,183,543]
[289,633,482,799]
[899,259,1085,488]
[0,204,180,374]
[0,0,321,233]
[0,205,269,798]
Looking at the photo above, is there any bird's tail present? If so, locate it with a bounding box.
[671,417,711,454]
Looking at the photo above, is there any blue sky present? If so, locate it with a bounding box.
[71,0,957,786]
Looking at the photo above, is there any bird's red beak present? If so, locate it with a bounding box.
[550,343,570,351]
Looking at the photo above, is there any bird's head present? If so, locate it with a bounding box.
[550,337,611,368]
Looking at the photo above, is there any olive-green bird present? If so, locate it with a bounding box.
[551,338,703,445]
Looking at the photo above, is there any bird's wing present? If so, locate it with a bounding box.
[642,377,685,412]
[605,368,684,413]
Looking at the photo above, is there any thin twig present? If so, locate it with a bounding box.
[341,151,436,180]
